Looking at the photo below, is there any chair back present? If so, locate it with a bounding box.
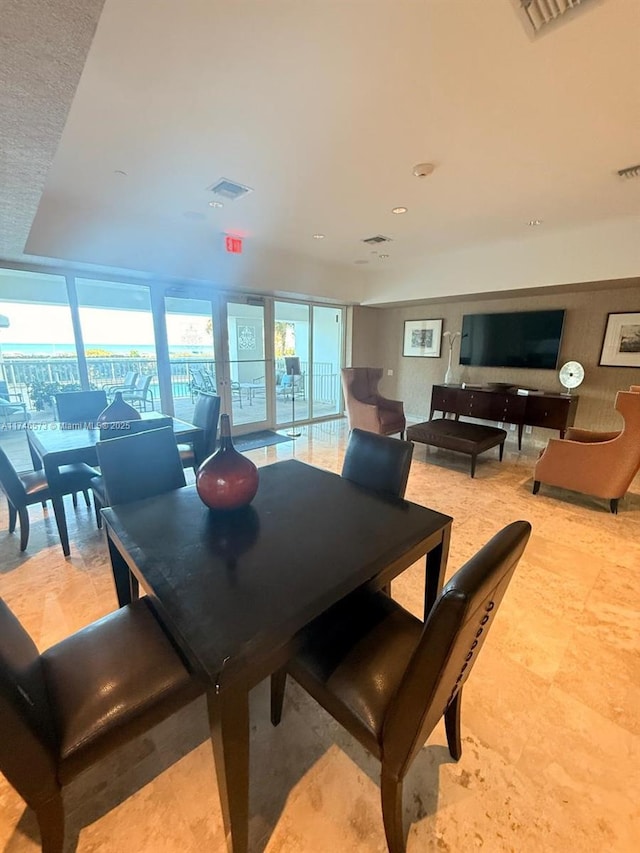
[382,520,531,777]
[133,375,153,394]
[98,416,173,440]
[0,599,59,809]
[96,426,186,506]
[0,446,27,506]
[54,390,108,424]
[192,392,221,458]
[341,428,413,498]
[341,367,383,405]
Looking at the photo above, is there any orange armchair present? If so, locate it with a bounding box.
[533,388,640,513]
[341,367,406,438]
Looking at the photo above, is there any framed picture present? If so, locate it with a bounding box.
[403,319,443,358]
[599,312,640,367]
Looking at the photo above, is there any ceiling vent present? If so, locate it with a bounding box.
[617,164,640,179]
[207,178,253,201]
[362,234,392,245]
[518,0,592,34]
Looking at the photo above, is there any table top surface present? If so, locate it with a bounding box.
[103,459,451,688]
[27,412,200,457]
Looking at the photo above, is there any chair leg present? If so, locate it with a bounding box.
[381,766,406,853]
[93,494,103,530]
[270,668,287,726]
[444,688,463,761]
[8,501,17,533]
[35,792,65,853]
[532,480,540,495]
[72,492,78,508]
[18,507,30,551]
[82,489,91,508]
[610,498,619,514]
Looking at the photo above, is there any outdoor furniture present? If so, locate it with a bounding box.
[53,390,107,425]
[0,596,203,853]
[270,521,531,853]
[341,367,406,438]
[0,381,29,425]
[189,367,216,401]
[407,418,507,478]
[342,428,413,498]
[103,370,138,398]
[102,459,452,853]
[26,412,203,556]
[0,446,97,551]
[122,374,155,411]
[276,372,305,400]
[533,387,640,513]
[177,391,221,471]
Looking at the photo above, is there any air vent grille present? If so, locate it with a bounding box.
[520,0,590,33]
[362,234,392,245]
[617,164,640,180]
[207,178,253,201]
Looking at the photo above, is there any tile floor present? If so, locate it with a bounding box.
[0,420,639,852]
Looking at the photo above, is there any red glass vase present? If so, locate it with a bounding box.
[196,414,259,510]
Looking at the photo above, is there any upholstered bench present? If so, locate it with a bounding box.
[407,418,507,478]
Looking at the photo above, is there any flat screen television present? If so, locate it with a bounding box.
[460,309,565,370]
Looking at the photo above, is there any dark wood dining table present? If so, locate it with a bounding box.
[26,412,203,556]
[102,458,452,853]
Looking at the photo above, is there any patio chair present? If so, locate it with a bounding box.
[0,596,202,853]
[0,383,29,426]
[270,521,531,853]
[122,374,156,411]
[103,370,139,399]
[0,446,98,551]
[276,373,305,401]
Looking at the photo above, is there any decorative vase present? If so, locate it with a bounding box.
[96,391,141,426]
[196,414,259,511]
[444,349,455,385]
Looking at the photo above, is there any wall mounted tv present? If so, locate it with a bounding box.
[460,310,565,370]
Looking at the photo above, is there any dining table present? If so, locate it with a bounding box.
[102,458,452,853]
[26,411,203,556]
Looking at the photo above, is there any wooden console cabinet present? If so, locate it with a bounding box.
[429,385,579,450]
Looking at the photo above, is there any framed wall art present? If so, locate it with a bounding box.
[599,312,640,367]
[403,318,443,358]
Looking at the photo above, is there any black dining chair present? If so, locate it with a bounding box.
[342,428,414,498]
[54,390,108,425]
[91,427,186,529]
[0,596,203,853]
[271,520,531,853]
[0,446,98,551]
[178,391,221,472]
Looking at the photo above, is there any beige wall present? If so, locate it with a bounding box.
[351,281,640,436]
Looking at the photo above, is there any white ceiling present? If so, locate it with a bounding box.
[4,0,640,301]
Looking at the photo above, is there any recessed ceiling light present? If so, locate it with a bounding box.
[208,200,224,208]
[391,207,408,215]
[527,219,543,226]
[113,169,127,176]
[312,233,325,240]
[379,254,390,259]
[412,163,435,178]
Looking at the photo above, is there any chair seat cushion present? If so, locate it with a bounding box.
[289,590,422,756]
[20,463,99,498]
[41,598,202,782]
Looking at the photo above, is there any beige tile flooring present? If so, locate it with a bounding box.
[1,420,639,853]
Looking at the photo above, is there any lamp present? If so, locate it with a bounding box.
[284,356,301,438]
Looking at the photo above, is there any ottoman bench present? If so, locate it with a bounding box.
[407,418,507,478]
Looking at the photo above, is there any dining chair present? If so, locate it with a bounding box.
[178,391,221,472]
[91,426,186,528]
[0,595,203,853]
[342,428,414,498]
[54,390,108,425]
[0,446,98,551]
[270,520,531,853]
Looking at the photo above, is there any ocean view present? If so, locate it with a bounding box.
[2,344,210,357]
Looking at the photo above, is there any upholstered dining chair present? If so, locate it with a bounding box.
[271,520,531,853]
[91,425,186,528]
[342,428,414,498]
[0,596,203,853]
[341,367,406,438]
[0,447,98,551]
[533,387,640,513]
[178,391,221,472]
[53,390,108,425]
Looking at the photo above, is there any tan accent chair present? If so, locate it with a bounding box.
[533,388,640,513]
[341,367,406,438]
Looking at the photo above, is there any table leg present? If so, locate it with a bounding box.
[424,522,451,620]
[107,533,135,606]
[207,687,250,853]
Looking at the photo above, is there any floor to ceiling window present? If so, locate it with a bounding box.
[312,305,344,418]
[274,301,310,424]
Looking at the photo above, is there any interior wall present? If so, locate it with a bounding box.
[354,281,640,435]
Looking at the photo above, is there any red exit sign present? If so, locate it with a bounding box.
[225,236,243,254]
